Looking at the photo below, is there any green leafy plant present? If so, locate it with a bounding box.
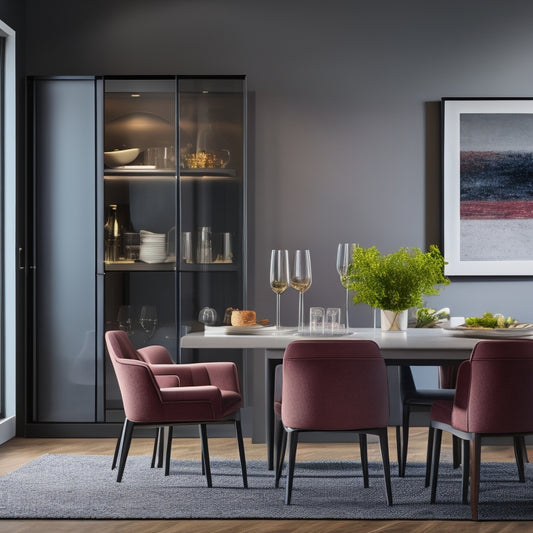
[345,245,450,312]
[415,307,450,328]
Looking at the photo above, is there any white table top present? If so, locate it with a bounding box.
[181,327,481,360]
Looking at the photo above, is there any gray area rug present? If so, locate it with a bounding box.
[0,454,531,520]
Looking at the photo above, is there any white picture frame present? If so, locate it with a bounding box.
[443,98,533,276]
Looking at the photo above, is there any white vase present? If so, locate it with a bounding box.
[380,309,408,331]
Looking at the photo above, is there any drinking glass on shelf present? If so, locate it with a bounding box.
[270,250,290,330]
[139,305,158,339]
[117,305,135,336]
[336,243,356,330]
[290,249,312,332]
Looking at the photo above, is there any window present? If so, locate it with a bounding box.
[0,18,15,443]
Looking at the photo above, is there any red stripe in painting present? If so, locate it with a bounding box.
[461,200,533,219]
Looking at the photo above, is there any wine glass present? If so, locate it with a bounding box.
[336,243,356,330]
[290,249,312,332]
[270,250,290,330]
[117,305,135,336]
[139,305,158,339]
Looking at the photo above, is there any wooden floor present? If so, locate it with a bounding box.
[0,428,530,532]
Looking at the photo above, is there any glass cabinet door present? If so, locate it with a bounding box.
[178,77,246,365]
[103,78,178,420]
[102,76,246,420]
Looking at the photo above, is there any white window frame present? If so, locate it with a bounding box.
[0,18,16,444]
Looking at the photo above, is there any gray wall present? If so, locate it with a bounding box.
[24,0,533,327]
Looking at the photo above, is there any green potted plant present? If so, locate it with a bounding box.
[345,244,450,330]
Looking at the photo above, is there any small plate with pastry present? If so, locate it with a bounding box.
[205,309,273,335]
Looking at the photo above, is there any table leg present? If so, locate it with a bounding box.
[265,353,282,470]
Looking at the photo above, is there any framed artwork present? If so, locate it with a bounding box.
[442,98,533,276]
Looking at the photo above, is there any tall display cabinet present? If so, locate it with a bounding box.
[24,75,247,435]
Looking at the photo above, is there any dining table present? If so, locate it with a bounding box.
[181,325,489,469]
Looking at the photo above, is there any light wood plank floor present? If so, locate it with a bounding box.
[0,428,530,532]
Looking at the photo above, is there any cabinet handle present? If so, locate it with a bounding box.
[18,247,24,270]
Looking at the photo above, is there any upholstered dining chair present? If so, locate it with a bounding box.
[105,330,248,486]
[429,339,533,520]
[273,363,370,488]
[396,365,458,481]
[278,339,393,506]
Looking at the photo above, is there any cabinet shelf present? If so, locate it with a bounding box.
[105,262,176,272]
[104,168,237,180]
[179,263,240,272]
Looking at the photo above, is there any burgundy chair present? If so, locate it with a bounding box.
[274,363,370,489]
[396,365,458,481]
[429,339,533,520]
[105,330,247,486]
[278,339,392,506]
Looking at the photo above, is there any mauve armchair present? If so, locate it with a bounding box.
[105,330,247,486]
[278,339,392,506]
[429,339,533,520]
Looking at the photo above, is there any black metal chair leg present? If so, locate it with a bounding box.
[359,433,369,488]
[235,418,248,488]
[461,437,470,504]
[400,405,410,477]
[112,419,128,471]
[395,425,402,476]
[275,426,287,488]
[116,419,135,482]
[164,426,173,476]
[430,427,442,503]
[199,423,212,487]
[378,428,393,506]
[513,435,525,482]
[285,430,299,505]
[452,435,461,469]
[425,426,434,487]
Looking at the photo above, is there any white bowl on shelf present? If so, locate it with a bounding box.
[104,148,140,167]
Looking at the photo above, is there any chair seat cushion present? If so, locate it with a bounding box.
[145,386,242,423]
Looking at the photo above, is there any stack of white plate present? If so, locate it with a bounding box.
[139,230,167,263]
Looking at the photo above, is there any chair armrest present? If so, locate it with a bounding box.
[149,364,183,376]
[203,362,241,393]
[160,385,221,403]
[155,375,180,388]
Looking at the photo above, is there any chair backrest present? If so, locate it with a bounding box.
[452,339,533,434]
[281,339,389,431]
[105,330,164,422]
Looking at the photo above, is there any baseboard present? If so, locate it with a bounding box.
[0,416,16,444]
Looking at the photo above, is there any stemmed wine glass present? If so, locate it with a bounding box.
[290,249,312,332]
[336,243,356,330]
[117,305,135,336]
[270,250,290,330]
[139,305,158,339]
